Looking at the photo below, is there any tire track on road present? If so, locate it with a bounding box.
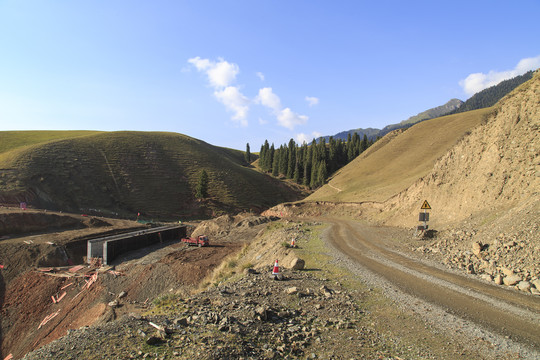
[325,219,540,351]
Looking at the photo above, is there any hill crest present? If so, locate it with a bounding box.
[0,131,304,219]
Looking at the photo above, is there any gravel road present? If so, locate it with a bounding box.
[321,218,540,359]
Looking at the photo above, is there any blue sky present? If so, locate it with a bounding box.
[1,1,539,150]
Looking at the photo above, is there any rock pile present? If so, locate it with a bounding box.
[415,221,540,295]
[24,268,410,360]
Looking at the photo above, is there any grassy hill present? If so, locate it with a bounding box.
[308,107,495,203]
[0,131,304,219]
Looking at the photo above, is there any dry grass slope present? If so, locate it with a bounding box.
[309,107,494,203]
[0,131,303,219]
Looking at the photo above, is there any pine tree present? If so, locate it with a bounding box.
[360,134,369,153]
[272,149,279,176]
[293,160,300,183]
[328,137,337,173]
[259,140,269,172]
[195,170,209,199]
[303,143,312,186]
[317,160,327,186]
[287,139,296,178]
[266,144,275,173]
[245,143,251,164]
[310,159,318,188]
[279,146,288,175]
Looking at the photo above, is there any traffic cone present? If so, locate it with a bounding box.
[272,259,280,275]
[290,238,296,248]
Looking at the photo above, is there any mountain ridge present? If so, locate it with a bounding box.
[322,71,535,144]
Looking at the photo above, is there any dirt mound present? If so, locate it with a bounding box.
[85,217,111,227]
[0,212,85,236]
[191,213,278,240]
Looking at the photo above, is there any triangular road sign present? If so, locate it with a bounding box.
[421,200,431,210]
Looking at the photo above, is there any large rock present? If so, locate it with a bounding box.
[472,241,482,257]
[501,267,515,277]
[290,258,305,270]
[517,281,531,292]
[503,274,521,286]
[286,287,298,295]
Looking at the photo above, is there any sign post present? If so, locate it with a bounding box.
[415,200,431,236]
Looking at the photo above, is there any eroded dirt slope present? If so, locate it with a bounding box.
[0,211,270,359]
[379,70,539,228]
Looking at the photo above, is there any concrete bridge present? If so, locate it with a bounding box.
[87,224,186,265]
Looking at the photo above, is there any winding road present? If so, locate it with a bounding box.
[324,219,540,351]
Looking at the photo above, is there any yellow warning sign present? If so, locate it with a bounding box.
[421,200,431,210]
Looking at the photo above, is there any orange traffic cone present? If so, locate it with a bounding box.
[272,259,280,275]
[290,238,296,248]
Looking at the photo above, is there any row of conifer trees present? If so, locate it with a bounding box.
[257,133,375,189]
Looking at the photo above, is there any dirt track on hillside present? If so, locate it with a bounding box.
[323,219,540,352]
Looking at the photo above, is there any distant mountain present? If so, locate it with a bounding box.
[322,98,463,142]
[377,98,463,138]
[449,70,534,115]
[322,70,536,144]
[322,127,380,143]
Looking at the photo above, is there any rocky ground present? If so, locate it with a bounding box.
[20,217,538,360]
[24,268,414,360]
[412,205,540,296]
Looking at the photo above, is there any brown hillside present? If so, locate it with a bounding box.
[308,108,493,203]
[377,70,539,227]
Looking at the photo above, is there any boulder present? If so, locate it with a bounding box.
[494,274,503,285]
[517,281,531,292]
[480,274,493,282]
[501,267,514,277]
[286,287,298,295]
[290,258,306,270]
[503,274,521,286]
[472,242,482,256]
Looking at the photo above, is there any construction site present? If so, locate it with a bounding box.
[0,207,250,359]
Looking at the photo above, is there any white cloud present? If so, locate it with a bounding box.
[189,56,310,130]
[187,56,211,71]
[258,117,268,125]
[305,96,319,106]
[207,60,239,88]
[214,86,249,126]
[188,56,240,88]
[255,87,309,130]
[255,87,282,112]
[460,55,540,96]
[189,56,249,124]
[278,108,308,130]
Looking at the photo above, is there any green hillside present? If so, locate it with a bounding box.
[0,131,304,219]
[307,107,494,203]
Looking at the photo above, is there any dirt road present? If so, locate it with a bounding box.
[324,219,540,351]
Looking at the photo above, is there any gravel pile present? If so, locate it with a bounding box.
[24,267,426,360]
